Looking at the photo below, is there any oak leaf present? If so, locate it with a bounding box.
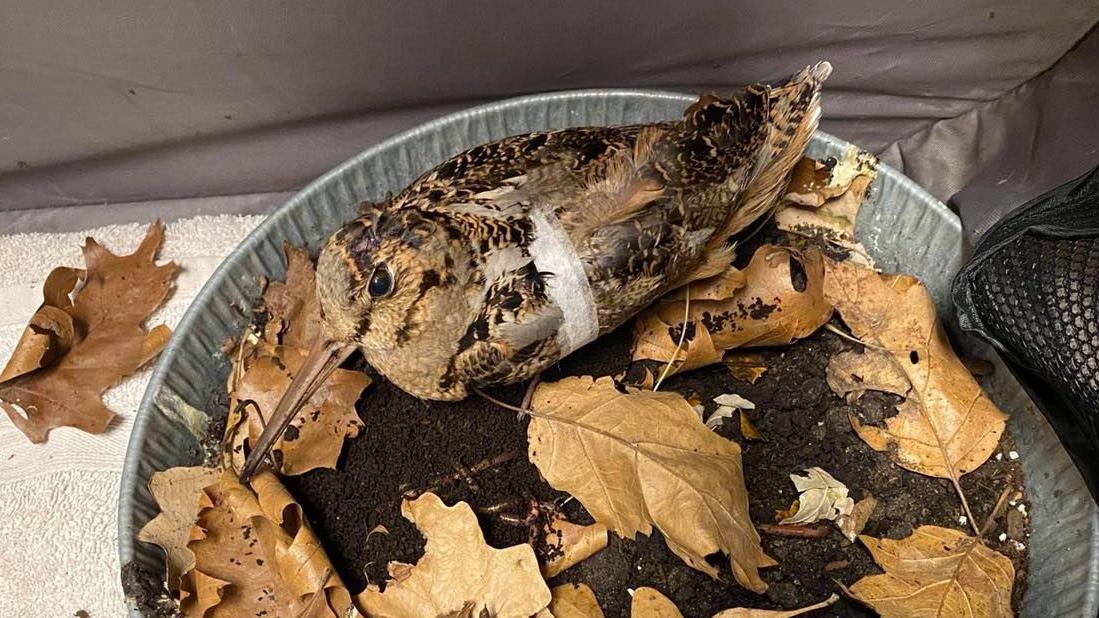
[849,526,1014,618]
[542,518,609,578]
[1,223,177,442]
[224,243,371,475]
[226,342,370,475]
[527,376,773,592]
[357,492,551,618]
[137,466,220,594]
[632,245,832,376]
[182,470,353,617]
[823,259,1007,511]
[549,583,605,618]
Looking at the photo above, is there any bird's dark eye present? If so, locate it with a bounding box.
[368,264,394,298]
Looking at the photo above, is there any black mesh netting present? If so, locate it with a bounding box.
[953,165,1099,500]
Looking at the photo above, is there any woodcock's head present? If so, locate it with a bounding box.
[239,204,478,481]
[315,205,480,396]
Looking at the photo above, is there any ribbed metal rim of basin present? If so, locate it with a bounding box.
[117,88,1098,616]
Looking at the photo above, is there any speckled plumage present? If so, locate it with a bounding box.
[316,63,831,401]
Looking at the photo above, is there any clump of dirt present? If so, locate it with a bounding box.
[288,326,1029,616]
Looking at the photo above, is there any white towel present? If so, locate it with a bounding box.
[0,214,264,617]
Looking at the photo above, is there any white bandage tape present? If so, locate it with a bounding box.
[528,207,600,354]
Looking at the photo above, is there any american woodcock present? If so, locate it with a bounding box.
[241,62,831,480]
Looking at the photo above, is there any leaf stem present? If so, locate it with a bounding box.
[654,284,691,391]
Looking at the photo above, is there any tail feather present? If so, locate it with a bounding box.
[678,61,832,283]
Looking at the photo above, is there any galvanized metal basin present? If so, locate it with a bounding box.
[119,90,1099,616]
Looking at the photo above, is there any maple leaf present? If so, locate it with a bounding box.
[823,258,1007,526]
[542,517,609,578]
[1,222,177,442]
[357,492,551,618]
[137,466,220,594]
[849,526,1014,618]
[632,245,832,376]
[549,583,604,618]
[226,342,370,475]
[182,470,353,617]
[527,376,774,593]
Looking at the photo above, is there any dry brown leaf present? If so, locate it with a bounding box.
[542,518,609,577]
[780,468,854,526]
[838,495,877,542]
[262,243,323,349]
[740,411,763,441]
[849,526,1014,617]
[775,500,800,522]
[631,588,683,618]
[826,349,909,402]
[777,151,878,267]
[528,376,773,592]
[712,593,839,617]
[182,470,352,618]
[1,223,177,443]
[724,353,768,384]
[823,259,1007,514]
[549,583,605,618]
[137,466,220,594]
[226,342,370,475]
[358,492,551,617]
[632,245,832,376]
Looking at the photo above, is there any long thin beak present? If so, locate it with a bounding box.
[238,338,354,482]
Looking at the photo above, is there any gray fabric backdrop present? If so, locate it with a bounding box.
[1,1,1097,236]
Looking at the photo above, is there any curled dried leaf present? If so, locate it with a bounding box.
[183,471,352,617]
[528,376,773,592]
[849,526,1014,618]
[358,492,551,618]
[549,583,605,618]
[777,150,878,267]
[780,468,854,526]
[542,518,609,578]
[632,245,832,376]
[838,495,877,542]
[1,223,177,443]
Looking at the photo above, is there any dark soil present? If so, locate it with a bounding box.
[288,325,1030,617]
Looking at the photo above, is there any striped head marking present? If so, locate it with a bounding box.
[315,206,478,398]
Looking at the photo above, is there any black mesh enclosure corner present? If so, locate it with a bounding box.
[953,165,1099,500]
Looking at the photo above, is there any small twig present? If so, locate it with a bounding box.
[475,499,523,515]
[979,482,1015,538]
[757,523,830,539]
[654,284,691,391]
[402,450,519,499]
